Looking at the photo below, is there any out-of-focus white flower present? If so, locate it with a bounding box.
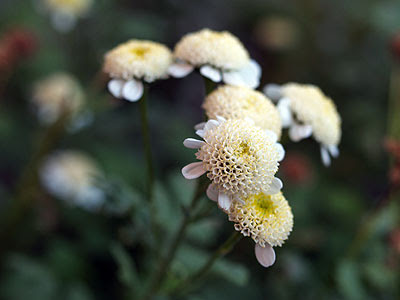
[103,40,172,102]
[264,82,341,166]
[40,0,93,32]
[168,29,261,89]
[202,85,282,139]
[182,117,284,211]
[229,191,293,267]
[40,150,105,211]
[31,72,84,125]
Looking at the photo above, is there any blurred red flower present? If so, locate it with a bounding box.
[280,152,313,184]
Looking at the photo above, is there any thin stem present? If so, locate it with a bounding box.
[170,231,242,296]
[203,77,217,95]
[0,111,69,256]
[139,85,155,205]
[139,178,208,300]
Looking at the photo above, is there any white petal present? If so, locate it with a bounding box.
[249,59,262,77]
[264,129,278,143]
[216,116,227,123]
[206,184,218,202]
[266,177,283,195]
[255,244,276,268]
[218,192,232,211]
[168,62,194,78]
[277,98,293,128]
[195,129,205,138]
[200,65,222,82]
[181,162,206,179]
[275,143,285,161]
[320,146,331,167]
[263,84,282,102]
[194,122,206,130]
[223,63,260,89]
[204,119,220,131]
[108,79,125,98]
[183,138,205,149]
[122,79,144,102]
[288,123,313,142]
[328,145,339,158]
[51,12,76,32]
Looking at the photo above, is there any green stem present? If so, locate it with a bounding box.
[139,85,155,205]
[139,178,208,300]
[170,231,242,296]
[203,77,217,95]
[0,111,69,256]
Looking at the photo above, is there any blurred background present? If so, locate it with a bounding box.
[0,0,400,299]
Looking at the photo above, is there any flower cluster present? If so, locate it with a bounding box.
[101,28,342,268]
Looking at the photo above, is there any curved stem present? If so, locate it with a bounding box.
[139,177,208,300]
[171,231,242,296]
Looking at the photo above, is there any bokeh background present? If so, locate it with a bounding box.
[1,0,400,299]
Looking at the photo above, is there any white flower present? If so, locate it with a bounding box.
[40,150,105,211]
[103,40,173,102]
[31,72,84,126]
[39,0,93,32]
[182,117,284,211]
[264,82,341,166]
[228,191,293,268]
[168,29,261,89]
[202,85,282,139]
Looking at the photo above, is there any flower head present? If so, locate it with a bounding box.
[264,82,341,166]
[203,85,282,139]
[31,72,83,124]
[169,29,261,88]
[229,191,293,268]
[182,118,284,211]
[40,0,93,32]
[103,40,172,102]
[40,150,105,211]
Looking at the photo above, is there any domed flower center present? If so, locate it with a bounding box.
[251,193,276,216]
[129,46,150,59]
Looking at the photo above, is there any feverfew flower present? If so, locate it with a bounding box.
[264,82,341,166]
[31,72,84,125]
[182,117,284,211]
[168,29,261,88]
[40,150,105,211]
[203,85,282,139]
[228,192,293,267]
[40,0,93,32]
[103,40,172,102]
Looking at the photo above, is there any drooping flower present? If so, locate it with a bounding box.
[264,82,341,166]
[202,85,282,139]
[31,72,84,125]
[168,29,261,88]
[40,150,105,211]
[182,117,284,211]
[103,40,172,102]
[39,0,93,32]
[228,191,293,267]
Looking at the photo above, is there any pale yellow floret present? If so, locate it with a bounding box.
[44,0,93,16]
[282,83,341,146]
[103,40,173,82]
[174,29,250,70]
[203,85,282,139]
[32,72,83,121]
[196,119,280,198]
[229,192,293,247]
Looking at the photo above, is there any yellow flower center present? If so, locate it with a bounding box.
[129,46,150,59]
[249,193,276,216]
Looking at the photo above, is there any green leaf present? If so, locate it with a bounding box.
[336,259,369,300]
[110,243,141,293]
